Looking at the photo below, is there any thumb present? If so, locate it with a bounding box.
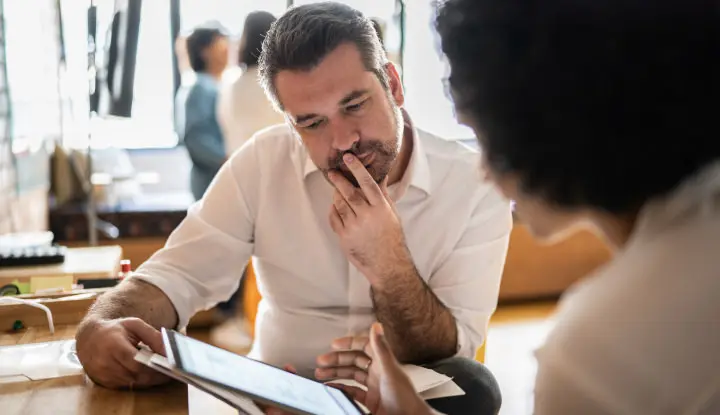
[123,318,166,355]
[369,323,400,371]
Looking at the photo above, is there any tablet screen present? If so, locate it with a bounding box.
[170,332,361,415]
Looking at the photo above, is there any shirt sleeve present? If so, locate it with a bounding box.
[427,184,512,359]
[130,142,260,329]
[183,85,226,171]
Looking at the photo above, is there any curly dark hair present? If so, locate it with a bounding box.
[436,0,720,214]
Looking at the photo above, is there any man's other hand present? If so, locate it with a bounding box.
[75,317,170,389]
[321,323,436,415]
[316,333,373,385]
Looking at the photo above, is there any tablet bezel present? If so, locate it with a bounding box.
[161,328,363,415]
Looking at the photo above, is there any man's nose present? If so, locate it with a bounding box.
[330,120,360,152]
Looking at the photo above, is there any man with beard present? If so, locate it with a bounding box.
[75,3,510,412]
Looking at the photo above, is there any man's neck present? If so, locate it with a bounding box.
[387,115,414,186]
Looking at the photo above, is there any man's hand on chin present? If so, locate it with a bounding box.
[327,153,414,287]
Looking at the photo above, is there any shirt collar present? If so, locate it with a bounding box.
[302,110,432,197]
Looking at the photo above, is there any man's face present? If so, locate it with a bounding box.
[274,43,404,187]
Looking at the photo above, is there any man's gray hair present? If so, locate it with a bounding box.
[258,2,389,110]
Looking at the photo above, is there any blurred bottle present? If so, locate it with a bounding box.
[118,259,132,280]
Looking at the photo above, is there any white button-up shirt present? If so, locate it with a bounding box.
[133,121,511,376]
[534,162,720,414]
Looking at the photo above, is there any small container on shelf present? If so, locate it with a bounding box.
[118,259,132,280]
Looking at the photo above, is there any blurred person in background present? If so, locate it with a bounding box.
[181,25,230,201]
[213,11,283,351]
[217,11,283,155]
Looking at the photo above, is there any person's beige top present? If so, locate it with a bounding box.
[534,162,720,415]
[216,66,285,154]
[132,121,512,376]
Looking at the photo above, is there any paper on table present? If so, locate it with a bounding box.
[0,340,83,383]
[418,379,465,400]
[403,364,459,394]
[323,364,464,400]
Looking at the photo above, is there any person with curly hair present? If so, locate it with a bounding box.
[327,1,720,414]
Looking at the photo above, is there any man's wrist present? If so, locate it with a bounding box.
[369,255,420,293]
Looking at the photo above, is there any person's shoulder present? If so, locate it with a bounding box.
[227,123,307,183]
[417,129,489,191]
[187,77,217,100]
[418,129,480,167]
[231,123,301,159]
[247,123,294,145]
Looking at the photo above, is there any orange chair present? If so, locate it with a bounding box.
[475,341,486,363]
[242,261,261,337]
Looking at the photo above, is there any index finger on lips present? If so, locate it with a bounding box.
[333,190,356,219]
[342,153,384,206]
[329,170,368,208]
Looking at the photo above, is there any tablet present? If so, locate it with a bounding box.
[162,329,363,415]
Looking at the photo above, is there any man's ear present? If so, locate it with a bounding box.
[384,62,405,107]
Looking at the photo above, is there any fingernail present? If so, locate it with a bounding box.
[343,153,355,164]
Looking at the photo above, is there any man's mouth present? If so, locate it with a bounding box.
[355,151,375,168]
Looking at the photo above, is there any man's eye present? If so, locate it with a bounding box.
[304,120,323,130]
[346,100,367,113]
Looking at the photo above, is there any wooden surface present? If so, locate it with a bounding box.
[0,294,96,332]
[0,324,189,415]
[0,246,123,280]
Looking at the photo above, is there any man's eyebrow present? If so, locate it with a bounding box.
[339,89,370,106]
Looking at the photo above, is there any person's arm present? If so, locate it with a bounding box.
[75,142,261,388]
[184,84,227,170]
[422,185,512,359]
[372,186,511,363]
[370,260,458,363]
[325,151,511,364]
[82,279,178,329]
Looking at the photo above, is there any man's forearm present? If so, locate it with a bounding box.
[371,264,458,364]
[82,278,178,330]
